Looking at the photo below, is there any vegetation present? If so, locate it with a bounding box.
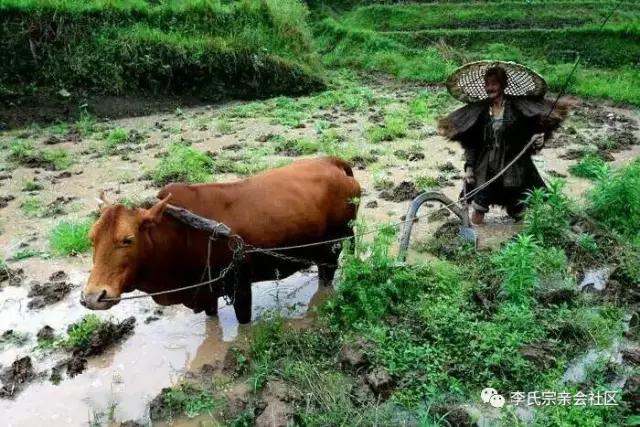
[49,219,93,256]
[0,0,322,99]
[316,3,640,105]
[569,153,609,179]
[150,143,214,185]
[588,158,640,239]
[7,140,72,170]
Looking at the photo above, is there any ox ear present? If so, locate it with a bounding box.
[141,194,172,228]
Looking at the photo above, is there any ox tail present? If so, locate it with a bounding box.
[325,156,354,177]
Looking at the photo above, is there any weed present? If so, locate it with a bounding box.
[158,382,219,419]
[22,180,44,191]
[11,248,41,261]
[569,153,609,180]
[0,330,30,350]
[20,196,44,218]
[65,314,103,349]
[8,141,72,170]
[414,176,440,191]
[151,144,213,186]
[49,218,93,256]
[493,234,540,306]
[576,233,599,254]
[588,159,640,238]
[76,112,97,136]
[215,118,234,135]
[524,180,572,246]
[366,112,408,143]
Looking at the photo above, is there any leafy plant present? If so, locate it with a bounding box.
[49,219,93,256]
[150,144,213,185]
[524,180,572,246]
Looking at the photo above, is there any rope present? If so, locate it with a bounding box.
[99,6,608,301]
[99,236,244,302]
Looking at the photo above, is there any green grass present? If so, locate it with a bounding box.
[65,314,103,349]
[588,159,640,239]
[20,196,44,218]
[524,180,573,247]
[317,6,640,105]
[0,330,30,350]
[0,0,323,98]
[365,112,408,143]
[7,140,72,170]
[214,118,234,135]
[49,219,93,256]
[150,143,214,186]
[11,248,42,261]
[569,153,609,179]
[22,180,44,191]
[340,3,636,32]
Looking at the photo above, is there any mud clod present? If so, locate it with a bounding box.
[338,341,368,369]
[27,281,73,309]
[0,195,15,209]
[224,382,251,419]
[49,271,68,282]
[431,405,474,427]
[37,325,55,341]
[623,375,640,412]
[0,356,35,398]
[520,342,557,368]
[538,288,577,306]
[60,316,137,378]
[622,348,640,366]
[365,367,393,398]
[365,200,378,209]
[379,181,420,202]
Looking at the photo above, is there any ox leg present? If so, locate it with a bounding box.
[233,283,252,324]
[231,267,252,324]
[317,227,353,287]
[318,263,337,288]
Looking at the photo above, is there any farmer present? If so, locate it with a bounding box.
[438,61,570,225]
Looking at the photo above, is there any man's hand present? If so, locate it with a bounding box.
[530,133,545,150]
[464,166,475,185]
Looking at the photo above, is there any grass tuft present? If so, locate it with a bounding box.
[49,219,93,256]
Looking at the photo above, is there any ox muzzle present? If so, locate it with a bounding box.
[80,288,119,310]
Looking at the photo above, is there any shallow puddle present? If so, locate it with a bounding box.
[1,266,321,426]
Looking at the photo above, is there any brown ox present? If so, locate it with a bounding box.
[80,156,361,323]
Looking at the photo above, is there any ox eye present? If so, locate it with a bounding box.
[121,236,134,246]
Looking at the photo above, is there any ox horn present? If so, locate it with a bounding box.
[96,190,112,211]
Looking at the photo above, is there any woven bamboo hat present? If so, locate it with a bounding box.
[446,60,547,103]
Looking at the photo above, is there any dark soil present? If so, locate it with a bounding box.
[519,341,557,368]
[36,325,55,341]
[0,356,35,399]
[149,387,181,421]
[0,93,209,129]
[364,367,393,398]
[0,267,24,287]
[538,288,577,306]
[430,404,474,427]
[623,375,640,412]
[0,195,15,209]
[379,181,421,202]
[365,200,378,209]
[62,316,136,378]
[27,281,73,309]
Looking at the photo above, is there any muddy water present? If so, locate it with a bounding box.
[1,84,639,426]
[1,265,322,426]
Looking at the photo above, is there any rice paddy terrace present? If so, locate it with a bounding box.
[0,1,639,426]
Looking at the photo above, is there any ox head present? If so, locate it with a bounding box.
[80,192,171,310]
